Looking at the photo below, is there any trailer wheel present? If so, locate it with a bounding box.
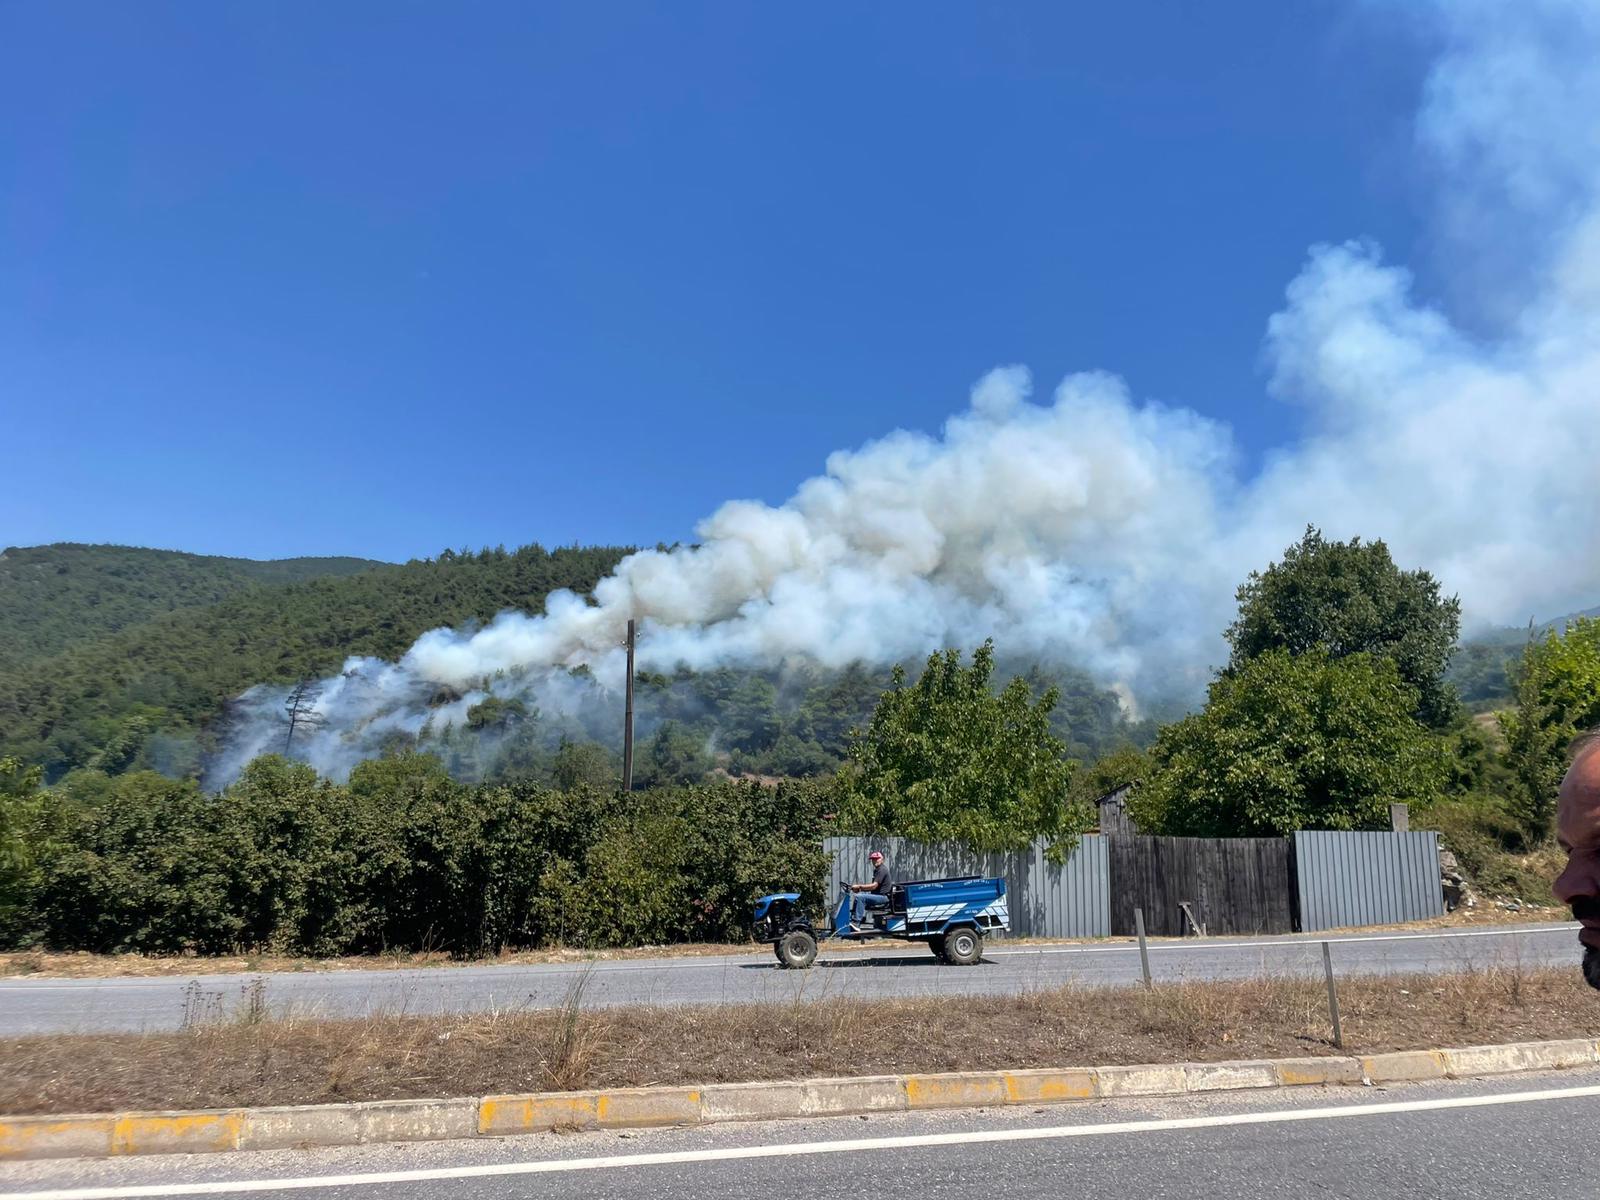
[928,935,947,961]
[943,927,983,966]
[776,929,818,970]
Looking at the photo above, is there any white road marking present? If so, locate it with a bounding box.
[6,1083,1599,1199]
[0,924,1577,992]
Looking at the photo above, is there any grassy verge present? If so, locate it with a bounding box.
[4,965,1596,1116]
[0,943,763,979]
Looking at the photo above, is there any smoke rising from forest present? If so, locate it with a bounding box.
[217,3,1600,784]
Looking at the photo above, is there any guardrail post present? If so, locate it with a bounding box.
[1322,940,1343,1049]
[1134,906,1152,988]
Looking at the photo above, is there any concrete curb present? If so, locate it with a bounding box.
[4,1038,1597,1161]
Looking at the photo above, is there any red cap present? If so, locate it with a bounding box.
[868,850,884,861]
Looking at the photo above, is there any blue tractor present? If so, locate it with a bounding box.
[752,875,1009,968]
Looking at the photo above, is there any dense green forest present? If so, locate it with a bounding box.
[0,542,1152,785]
[0,543,631,779]
[415,656,1154,799]
[0,539,1588,822]
[2,529,1597,956]
[0,543,380,672]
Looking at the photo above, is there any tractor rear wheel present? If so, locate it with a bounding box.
[776,929,818,970]
[928,935,947,961]
[943,927,984,966]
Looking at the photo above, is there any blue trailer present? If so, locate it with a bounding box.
[752,875,1009,968]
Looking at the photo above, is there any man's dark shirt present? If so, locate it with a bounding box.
[871,862,892,894]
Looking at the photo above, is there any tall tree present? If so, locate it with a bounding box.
[464,696,529,732]
[835,641,1087,856]
[549,738,618,792]
[1227,527,1463,725]
[0,757,50,940]
[282,679,325,756]
[1500,618,1600,841]
[633,722,711,789]
[1132,650,1446,837]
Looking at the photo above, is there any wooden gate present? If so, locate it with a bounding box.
[1108,836,1294,936]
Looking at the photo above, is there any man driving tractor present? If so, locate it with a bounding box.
[849,849,893,930]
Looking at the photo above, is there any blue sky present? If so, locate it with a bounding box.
[1,2,1441,562]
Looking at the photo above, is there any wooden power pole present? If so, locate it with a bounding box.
[621,618,636,792]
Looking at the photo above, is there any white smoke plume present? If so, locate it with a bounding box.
[217,2,1600,783]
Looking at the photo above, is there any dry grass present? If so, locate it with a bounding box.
[1322,901,1568,934]
[0,942,771,979]
[3,964,1597,1116]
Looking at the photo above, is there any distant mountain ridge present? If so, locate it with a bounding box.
[0,540,1589,780]
[1446,603,1600,707]
[1466,605,1600,648]
[0,541,632,779]
[0,540,1148,790]
[0,543,385,672]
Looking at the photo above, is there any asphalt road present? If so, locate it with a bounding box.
[2,1068,1597,1198]
[0,923,1581,1036]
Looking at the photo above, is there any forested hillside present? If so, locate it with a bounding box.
[415,656,1155,795]
[0,543,381,671]
[2,528,1592,961]
[0,544,631,779]
[11,534,1569,795]
[1445,606,1600,709]
[0,538,1152,787]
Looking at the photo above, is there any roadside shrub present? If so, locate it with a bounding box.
[1424,795,1564,903]
[6,756,830,956]
[34,773,248,953]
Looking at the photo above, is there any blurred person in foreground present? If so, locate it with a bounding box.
[1553,730,1600,990]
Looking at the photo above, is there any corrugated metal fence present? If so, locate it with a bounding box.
[824,830,1443,938]
[1293,830,1444,932]
[824,835,1109,938]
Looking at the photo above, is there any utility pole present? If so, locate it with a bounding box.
[621,618,636,792]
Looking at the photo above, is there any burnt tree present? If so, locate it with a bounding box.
[283,679,325,757]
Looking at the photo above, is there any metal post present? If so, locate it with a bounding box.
[1322,940,1343,1049]
[1134,906,1152,988]
[621,619,636,793]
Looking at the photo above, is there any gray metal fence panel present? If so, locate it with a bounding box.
[823,834,1109,938]
[1293,830,1443,932]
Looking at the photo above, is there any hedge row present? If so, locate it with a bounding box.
[4,754,831,956]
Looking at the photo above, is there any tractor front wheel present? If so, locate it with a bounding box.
[776,929,818,970]
[943,927,984,966]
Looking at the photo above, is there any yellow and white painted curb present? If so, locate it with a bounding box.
[3,1038,1597,1161]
